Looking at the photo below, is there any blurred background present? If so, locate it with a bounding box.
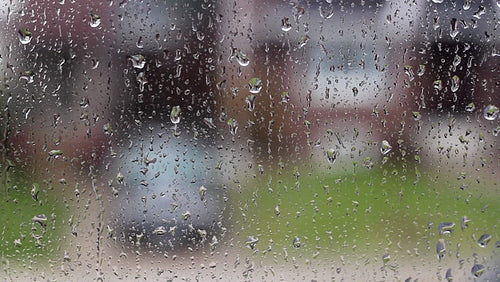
[0,0,499,280]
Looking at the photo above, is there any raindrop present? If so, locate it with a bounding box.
[203,117,216,129]
[412,111,422,121]
[248,78,262,94]
[31,183,40,202]
[352,87,359,96]
[236,50,249,66]
[245,236,259,250]
[450,18,459,39]
[281,17,292,31]
[298,35,310,48]
[20,70,35,83]
[463,0,471,10]
[452,55,461,68]
[436,239,446,260]
[89,12,101,28]
[246,95,256,111]
[291,237,301,249]
[227,118,238,135]
[382,253,391,263]
[116,172,124,183]
[460,216,470,230]
[465,103,475,112]
[136,72,147,92]
[380,140,392,155]
[325,148,338,164]
[450,75,459,92]
[433,80,443,90]
[445,268,453,281]
[32,214,47,227]
[170,106,181,124]
[483,105,499,120]
[18,28,32,44]
[471,264,485,277]
[478,233,491,247]
[281,91,290,103]
[417,64,425,76]
[153,226,167,235]
[274,205,280,217]
[404,65,414,81]
[48,150,63,157]
[432,0,444,3]
[129,54,146,69]
[199,186,207,201]
[493,126,500,137]
[438,222,455,235]
[182,211,191,220]
[473,5,486,19]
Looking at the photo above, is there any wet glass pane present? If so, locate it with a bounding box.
[1,0,499,280]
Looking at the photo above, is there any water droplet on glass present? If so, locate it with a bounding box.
[460,216,470,230]
[450,75,459,92]
[412,111,422,121]
[436,239,446,260]
[432,0,444,3]
[450,18,459,39]
[20,70,35,83]
[274,205,280,217]
[483,105,499,120]
[245,235,259,250]
[227,118,238,135]
[136,72,147,92]
[445,268,453,281]
[493,126,500,137]
[203,117,216,129]
[463,0,471,10]
[48,149,63,158]
[417,64,425,76]
[248,78,262,94]
[380,140,392,155]
[32,214,47,227]
[382,253,391,263]
[298,35,310,48]
[31,183,40,202]
[79,97,89,108]
[153,226,167,235]
[89,13,101,28]
[471,264,485,277]
[18,28,32,44]
[465,102,475,112]
[182,211,191,220]
[325,148,338,164]
[129,54,146,69]
[293,237,301,248]
[473,5,486,19]
[433,80,443,90]
[170,106,181,124]
[281,91,290,103]
[199,186,207,201]
[438,222,455,235]
[478,233,491,247]
[236,50,249,66]
[404,65,414,81]
[352,87,358,96]
[246,94,256,111]
[281,17,292,31]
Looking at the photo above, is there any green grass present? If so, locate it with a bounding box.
[227,163,499,263]
[1,166,67,268]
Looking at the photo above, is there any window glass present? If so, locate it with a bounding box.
[1,0,499,280]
